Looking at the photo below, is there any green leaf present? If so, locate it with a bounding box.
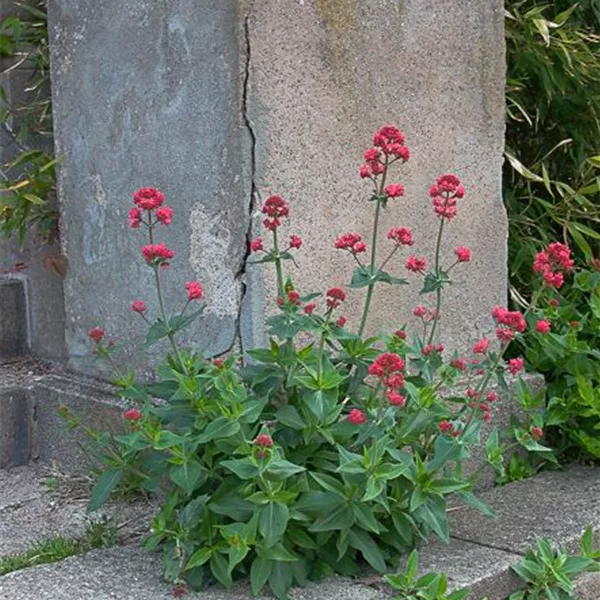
[256,542,299,562]
[347,528,386,572]
[221,458,259,479]
[88,469,122,512]
[185,546,212,570]
[420,270,451,295]
[195,417,240,444]
[145,319,171,347]
[266,458,306,480]
[259,502,289,548]
[309,504,354,532]
[210,552,233,588]
[416,496,449,543]
[269,561,294,600]
[458,492,497,518]
[276,405,305,430]
[169,459,203,494]
[250,556,273,595]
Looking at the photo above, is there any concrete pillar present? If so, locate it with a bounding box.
[48,0,251,372]
[0,279,27,357]
[243,0,507,350]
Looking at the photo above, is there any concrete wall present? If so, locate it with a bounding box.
[48,0,506,372]
[0,0,66,360]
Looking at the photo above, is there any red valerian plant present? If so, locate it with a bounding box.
[82,128,561,599]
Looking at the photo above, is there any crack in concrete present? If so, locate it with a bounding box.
[449,533,527,557]
[230,6,258,361]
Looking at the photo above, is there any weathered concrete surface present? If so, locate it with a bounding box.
[416,538,522,600]
[244,0,507,350]
[48,0,251,373]
[0,280,27,357]
[449,465,600,554]
[0,465,154,559]
[574,572,600,600]
[0,387,34,468]
[0,544,388,600]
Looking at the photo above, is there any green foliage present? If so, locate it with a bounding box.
[515,268,600,461]
[385,550,470,600]
[509,527,600,600]
[505,1,600,293]
[0,1,57,246]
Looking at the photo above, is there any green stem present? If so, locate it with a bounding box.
[273,228,285,298]
[427,218,445,345]
[358,198,382,336]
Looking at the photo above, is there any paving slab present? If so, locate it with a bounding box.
[449,465,600,554]
[0,544,388,600]
[0,465,154,558]
[416,538,522,600]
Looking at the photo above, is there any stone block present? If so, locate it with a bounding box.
[449,465,600,555]
[0,386,34,468]
[0,279,27,357]
[48,0,250,373]
[244,0,507,352]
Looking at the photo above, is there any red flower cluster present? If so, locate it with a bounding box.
[507,357,524,375]
[262,195,289,231]
[533,242,574,289]
[450,357,468,371]
[123,408,142,421]
[326,287,346,309]
[360,125,409,179]
[422,344,444,356]
[531,426,543,441]
[348,408,367,424]
[429,174,464,221]
[384,183,405,198]
[131,300,147,314]
[303,302,316,315]
[290,234,303,249]
[413,305,438,322]
[455,246,471,263]
[255,434,274,447]
[405,254,428,273]
[142,242,175,268]
[336,316,347,327]
[373,125,410,160]
[387,227,414,247]
[250,238,263,252]
[492,306,526,343]
[472,338,489,354]
[130,187,173,229]
[335,232,367,255]
[185,281,203,301]
[536,319,551,334]
[369,352,406,404]
[438,420,458,436]
[133,187,165,211]
[88,327,104,343]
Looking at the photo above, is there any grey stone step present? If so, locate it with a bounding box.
[1,466,599,600]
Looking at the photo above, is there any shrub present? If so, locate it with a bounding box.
[84,126,558,598]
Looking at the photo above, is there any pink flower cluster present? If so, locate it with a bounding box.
[360,125,409,179]
[387,227,414,247]
[326,287,346,310]
[130,187,173,228]
[533,242,574,289]
[405,254,428,273]
[413,305,438,322]
[142,242,175,268]
[368,352,406,407]
[262,195,290,231]
[429,174,465,221]
[185,281,203,301]
[335,232,367,254]
[492,306,526,343]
